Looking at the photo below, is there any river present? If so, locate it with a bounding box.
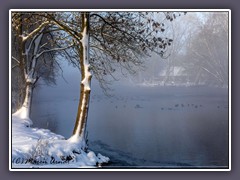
[31,77,229,169]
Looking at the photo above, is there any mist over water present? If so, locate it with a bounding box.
[31,63,229,168]
[10,11,229,168]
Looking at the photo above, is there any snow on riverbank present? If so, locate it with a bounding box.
[11,112,109,168]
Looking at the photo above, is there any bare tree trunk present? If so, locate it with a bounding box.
[14,25,43,121]
[18,82,33,118]
[72,13,92,147]
[13,14,29,119]
[17,14,27,108]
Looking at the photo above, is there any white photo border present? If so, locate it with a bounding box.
[9,9,231,171]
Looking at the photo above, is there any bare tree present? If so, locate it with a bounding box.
[41,11,184,148]
[183,12,229,87]
[11,12,73,120]
[12,11,184,149]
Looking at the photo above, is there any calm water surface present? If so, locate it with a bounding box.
[31,83,229,168]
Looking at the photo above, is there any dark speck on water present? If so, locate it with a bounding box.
[135,104,142,109]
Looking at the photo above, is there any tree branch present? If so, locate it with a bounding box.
[90,13,137,40]
[12,64,19,69]
[36,43,74,59]
[22,21,49,42]
[12,56,20,64]
[45,14,81,41]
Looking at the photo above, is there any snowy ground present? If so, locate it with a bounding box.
[11,111,109,169]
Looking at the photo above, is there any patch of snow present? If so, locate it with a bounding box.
[81,64,91,91]
[80,20,92,91]
[68,134,86,149]
[12,108,33,126]
[22,35,27,42]
[11,113,109,168]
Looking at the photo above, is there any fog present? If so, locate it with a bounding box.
[31,61,229,167]
[28,12,229,168]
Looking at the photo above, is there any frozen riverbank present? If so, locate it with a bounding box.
[11,112,109,169]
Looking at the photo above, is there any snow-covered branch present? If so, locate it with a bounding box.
[12,56,20,64]
[39,42,48,49]
[12,64,19,69]
[22,21,50,43]
[36,43,74,59]
[26,28,44,55]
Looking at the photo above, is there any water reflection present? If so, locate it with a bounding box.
[31,84,228,168]
[87,86,228,167]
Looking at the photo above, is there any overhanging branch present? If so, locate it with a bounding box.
[36,43,74,59]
